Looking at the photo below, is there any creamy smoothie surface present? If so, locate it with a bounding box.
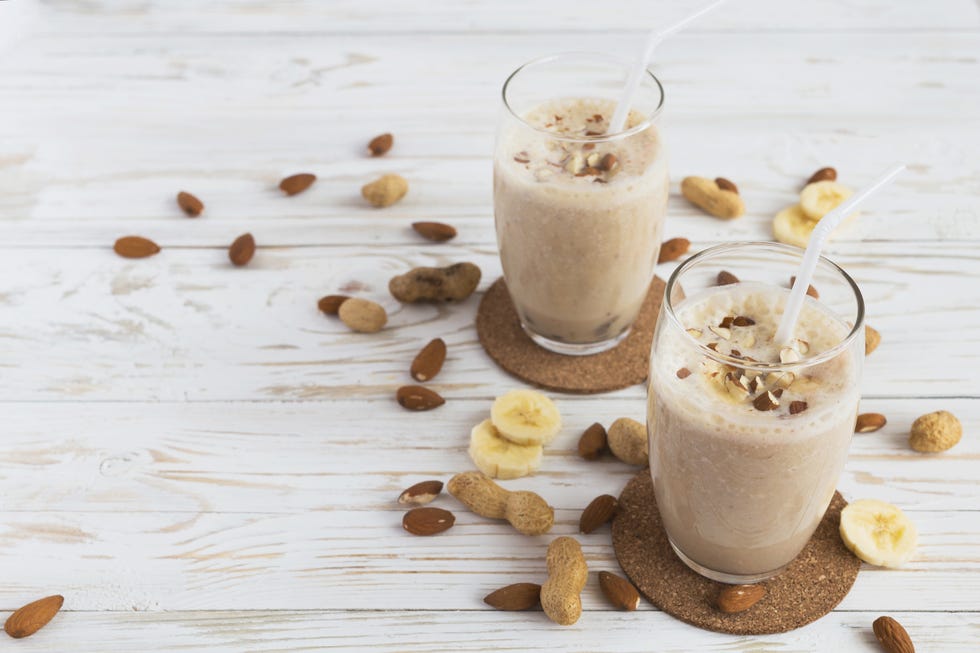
[648,282,860,578]
[494,97,668,346]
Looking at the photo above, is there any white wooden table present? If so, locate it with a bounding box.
[0,1,978,650]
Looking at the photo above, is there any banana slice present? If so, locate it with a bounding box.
[490,389,562,446]
[839,499,918,568]
[468,418,543,480]
[799,181,855,221]
[773,204,816,248]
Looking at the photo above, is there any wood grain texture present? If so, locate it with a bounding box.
[1,611,975,652]
[0,0,977,649]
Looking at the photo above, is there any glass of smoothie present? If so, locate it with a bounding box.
[647,242,865,583]
[494,53,668,356]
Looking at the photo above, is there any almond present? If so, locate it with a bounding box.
[398,480,444,506]
[789,400,808,415]
[717,584,765,613]
[402,506,455,536]
[396,385,445,411]
[753,391,780,412]
[715,177,738,194]
[228,233,255,266]
[872,616,915,653]
[484,583,542,611]
[412,221,457,242]
[717,270,739,285]
[279,173,316,196]
[856,413,887,433]
[806,166,837,185]
[579,494,618,534]
[410,338,447,382]
[598,153,618,171]
[790,276,819,298]
[577,422,607,460]
[114,236,160,259]
[338,298,387,333]
[317,294,350,315]
[598,571,640,611]
[658,237,690,264]
[4,594,64,639]
[866,324,881,355]
[676,367,692,379]
[368,133,393,157]
[176,191,204,217]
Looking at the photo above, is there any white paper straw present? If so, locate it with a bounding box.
[608,0,728,133]
[774,164,906,345]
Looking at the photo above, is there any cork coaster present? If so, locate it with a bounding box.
[612,471,860,635]
[475,276,665,394]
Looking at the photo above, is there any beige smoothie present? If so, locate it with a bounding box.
[647,282,860,580]
[493,97,668,349]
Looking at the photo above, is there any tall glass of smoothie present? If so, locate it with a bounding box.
[494,53,668,355]
[647,242,865,583]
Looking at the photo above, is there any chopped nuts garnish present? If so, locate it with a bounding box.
[719,316,734,329]
[598,153,618,171]
[706,342,719,351]
[765,371,796,389]
[677,367,692,379]
[753,391,780,411]
[686,328,703,339]
[724,373,750,401]
[789,401,808,415]
[790,276,819,299]
[772,388,784,398]
[576,166,601,177]
[586,152,601,167]
[717,270,739,285]
[514,152,530,164]
[709,326,731,340]
[780,347,801,364]
[564,152,585,175]
[793,339,810,354]
[732,316,756,327]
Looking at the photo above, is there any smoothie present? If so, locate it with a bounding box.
[648,281,860,581]
[493,97,668,352]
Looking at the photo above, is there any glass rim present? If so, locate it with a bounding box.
[500,51,666,144]
[663,241,866,372]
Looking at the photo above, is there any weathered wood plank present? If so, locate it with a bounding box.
[0,610,974,652]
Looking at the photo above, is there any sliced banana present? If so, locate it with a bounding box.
[839,498,918,568]
[468,418,543,480]
[490,389,562,446]
[799,181,855,221]
[773,204,816,248]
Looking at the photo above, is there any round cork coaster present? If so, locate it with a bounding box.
[612,471,860,635]
[475,276,665,394]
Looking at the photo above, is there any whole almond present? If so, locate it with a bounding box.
[279,173,316,196]
[598,571,640,611]
[577,422,608,460]
[402,506,455,536]
[484,583,542,611]
[856,413,887,433]
[715,177,739,194]
[806,167,838,185]
[398,480,444,506]
[368,133,394,157]
[396,385,445,411]
[114,236,160,259]
[410,338,447,382]
[658,237,691,264]
[717,584,765,613]
[580,494,618,534]
[4,594,64,639]
[412,221,457,242]
[790,276,819,298]
[338,298,388,333]
[317,294,350,315]
[717,270,739,285]
[228,233,255,266]
[866,325,881,355]
[873,616,915,653]
[176,191,204,217]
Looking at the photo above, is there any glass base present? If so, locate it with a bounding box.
[522,323,631,356]
[668,539,790,584]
